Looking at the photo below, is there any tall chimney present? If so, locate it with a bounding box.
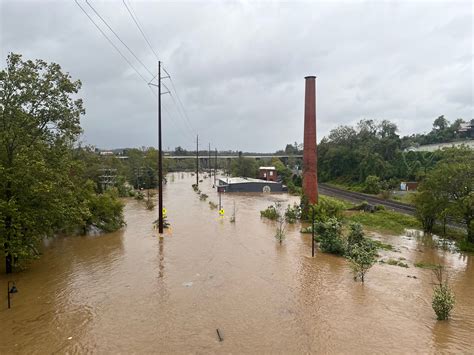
[303,76,318,204]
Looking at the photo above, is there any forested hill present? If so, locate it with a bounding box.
[317,117,472,185]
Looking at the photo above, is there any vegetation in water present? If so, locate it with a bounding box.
[383,258,409,268]
[209,201,218,210]
[315,218,345,255]
[285,203,301,223]
[0,53,125,272]
[414,261,439,269]
[274,203,286,244]
[431,266,455,320]
[260,204,280,220]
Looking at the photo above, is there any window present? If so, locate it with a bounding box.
[269,171,273,176]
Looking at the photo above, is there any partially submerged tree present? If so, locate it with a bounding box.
[431,266,455,320]
[274,203,286,244]
[0,53,124,273]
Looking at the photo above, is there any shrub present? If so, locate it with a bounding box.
[260,204,280,220]
[145,198,155,210]
[348,240,377,282]
[209,201,218,209]
[431,266,455,320]
[199,193,208,201]
[285,203,301,223]
[364,175,381,194]
[346,223,365,253]
[315,218,345,255]
[303,196,346,222]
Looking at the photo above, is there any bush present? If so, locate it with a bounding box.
[364,175,381,194]
[209,201,218,209]
[431,266,455,320]
[347,223,364,248]
[348,240,377,282]
[260,204,280,220]
[285,203,301,223]
[199,193,208,201]
[303,196,346,222]
[315,218,345,255]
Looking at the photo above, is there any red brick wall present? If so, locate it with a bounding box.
[303,76,318,204]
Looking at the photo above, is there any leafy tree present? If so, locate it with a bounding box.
[364,175,381,194]
[231,156,257,177]
[315,218,345,255]
[347,240,377,282]
[431,266,455,320]
[414,147,473,243]
[0,53,124,273]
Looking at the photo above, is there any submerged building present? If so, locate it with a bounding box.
[217,177,287,193]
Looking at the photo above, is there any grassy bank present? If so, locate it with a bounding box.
[346,209,421,235]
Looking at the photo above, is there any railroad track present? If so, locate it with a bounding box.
[318,183,466,229]
[318,183,416,215]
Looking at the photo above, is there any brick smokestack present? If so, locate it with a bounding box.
[303,76,318,204]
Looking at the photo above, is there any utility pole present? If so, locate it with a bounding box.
[214,148,217,185]
[158,61,163,234]
[208,143,211,175]
[196,134,199,186]
[311,206,316,257]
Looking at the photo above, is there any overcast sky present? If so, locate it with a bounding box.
[1,0,472,152]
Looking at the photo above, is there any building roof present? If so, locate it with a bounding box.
[259,166,276,170]
[218,177,281,185]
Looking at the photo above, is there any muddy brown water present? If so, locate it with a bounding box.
[1,173,473,354]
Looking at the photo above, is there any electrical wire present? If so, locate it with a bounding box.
[74,0,149,84]
[122,0,160,61]
[121,0,196,136]
[85,0,155,78]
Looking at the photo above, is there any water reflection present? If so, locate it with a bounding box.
[0,173,473,353]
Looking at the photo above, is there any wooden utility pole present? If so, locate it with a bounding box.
[214,148,217,185]
[158,61,164,233]
[196,135,199,186]
[208,143,211,175]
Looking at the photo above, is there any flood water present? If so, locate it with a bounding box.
[1,173,473,354]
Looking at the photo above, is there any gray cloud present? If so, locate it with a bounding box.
[1,0,472,152]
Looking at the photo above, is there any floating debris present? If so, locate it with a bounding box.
[216,328,223,342]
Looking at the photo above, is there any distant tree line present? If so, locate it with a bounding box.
[318,117,471,186]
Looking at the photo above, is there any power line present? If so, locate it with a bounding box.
[122,0,160,61]
[85,0,154,78]
[74,0,149,84]
[121,0,195,135]
[169,79,195,133]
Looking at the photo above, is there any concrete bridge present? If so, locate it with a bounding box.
[165,154,303,166]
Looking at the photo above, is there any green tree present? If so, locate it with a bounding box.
[414,147,474,243]
[0,53,85,272]
[0,53,124,273]
[364,175,381,194]
[431,266,455,320]
[315,218,345,255]
[347,240,377,282]
[231,156,257,177]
